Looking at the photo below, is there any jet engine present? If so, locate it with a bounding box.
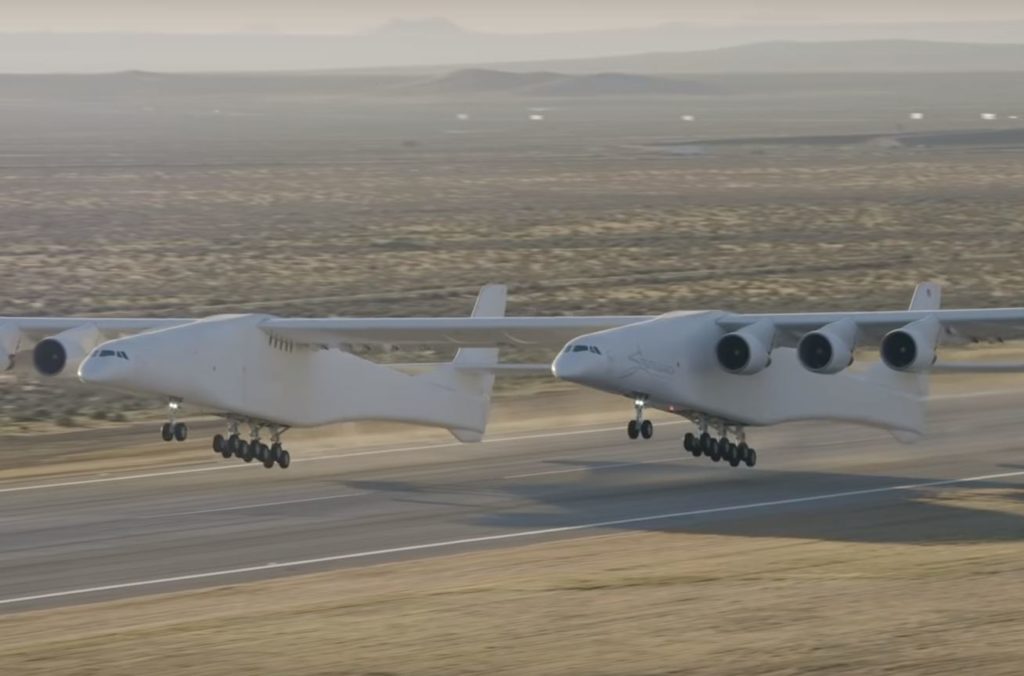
[797,318,857,374]
[33,324,102,379]
[0,323,23,371]
[716,321,775,375]
[880,316,940,373]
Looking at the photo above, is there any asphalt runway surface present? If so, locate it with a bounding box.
[2,388,1024,613]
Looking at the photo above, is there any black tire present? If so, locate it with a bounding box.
[728,444,741,467]
[277,450,291,469]
[256,444,267,463]
[640,420,653,440]
[270,443,282,462]
[709,441,722,462]
[262,451,276,469]
[229,435,243,457]
[242,442,255,463]
[683,433,697,454]
[699,433,712,455]
[173,422,188,442]
[213,434,225,454]
[736,443,749,463]
[160,422,173,442]
[627,420,639,440]
[745,449,758,468]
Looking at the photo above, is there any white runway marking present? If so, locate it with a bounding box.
[3,468,1022,608]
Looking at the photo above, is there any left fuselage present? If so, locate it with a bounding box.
[76,314,490,433]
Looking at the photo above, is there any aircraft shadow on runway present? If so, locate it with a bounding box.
[345,461,1024,545]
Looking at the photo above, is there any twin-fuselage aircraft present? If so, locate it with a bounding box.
[5,282,1023,471]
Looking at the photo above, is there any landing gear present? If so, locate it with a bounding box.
[216,420,292,470]
[160,399,188,443]
[160,421,188,442]
[682,418,758,469]
[627,397,653,440]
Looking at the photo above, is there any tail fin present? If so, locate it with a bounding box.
[863,282,940,443]
[418,284,506,442]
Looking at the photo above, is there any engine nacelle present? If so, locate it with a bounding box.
[715,321,775,375]
[33,324,102,379]
[881,316,940,373]
[0,322,23,371]
[797,318,857,374]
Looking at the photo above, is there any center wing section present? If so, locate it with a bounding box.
[261,313,651,348]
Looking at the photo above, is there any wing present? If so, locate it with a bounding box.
[0,318,191,340]
[717,308,1024,346]
[261,316,651,348]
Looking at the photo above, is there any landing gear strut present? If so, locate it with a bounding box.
[681,417,757,469]
[627,397,654,440]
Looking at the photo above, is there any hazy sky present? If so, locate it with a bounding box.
[6,1,1024,34]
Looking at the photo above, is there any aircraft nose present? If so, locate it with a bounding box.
[551,350,607,384]
[78,352,129,386]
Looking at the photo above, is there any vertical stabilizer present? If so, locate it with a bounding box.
[909,281,942,311]
[418,284,507,442]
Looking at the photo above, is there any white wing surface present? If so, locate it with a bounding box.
[260,315,654,348]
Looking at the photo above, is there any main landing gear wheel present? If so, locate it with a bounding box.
[683,433,701,457]
[242,442,256,463]
[229,435,243,458]
[640,420,654,440]
[745,448,758,468]
[277,450,291,469]
[627,420,639,440]
[173,422,188,442]
[699,433,713,456]
[213,434,225,454]
[160,422,173,442]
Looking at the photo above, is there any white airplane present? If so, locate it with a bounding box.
[1,285,552,470]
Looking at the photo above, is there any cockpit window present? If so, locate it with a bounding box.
[93,349,129,360]
[572,345,590,353]
[589,346,602,355]
[566,344,602,354]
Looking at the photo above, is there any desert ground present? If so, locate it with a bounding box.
[0,70,1023,674]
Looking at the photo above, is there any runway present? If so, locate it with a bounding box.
[2,388,1024,613]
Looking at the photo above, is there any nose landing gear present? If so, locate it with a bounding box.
[160,399,189,443]
[626,398,654,440]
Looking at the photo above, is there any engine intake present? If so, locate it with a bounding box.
[715,321,774,375]
[32,324,102,379]
[797,318,857,374]
[881,317,940,372]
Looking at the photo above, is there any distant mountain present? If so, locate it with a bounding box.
[2,20,1024,73]
[400,69,717,96]
[499,41,1024,74]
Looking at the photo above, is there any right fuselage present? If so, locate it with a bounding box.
[552,312,925,436]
